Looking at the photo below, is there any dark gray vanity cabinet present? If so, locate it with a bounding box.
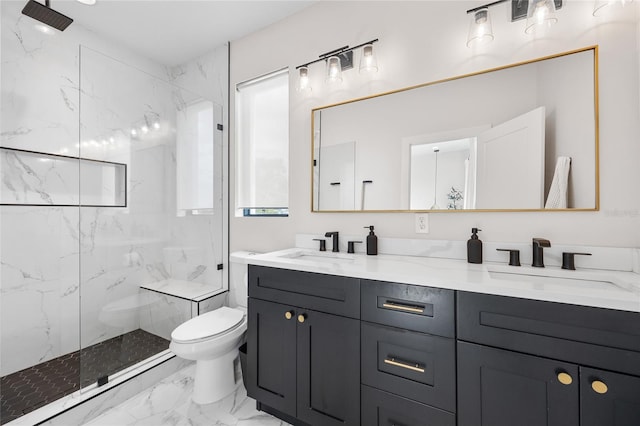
[247,297,297,416]
[457,341,580,426]
[360,280,457,426]
[457,291,640,426]
[246,265,640,426]
[580,368,640,426]
[246,266,361,426]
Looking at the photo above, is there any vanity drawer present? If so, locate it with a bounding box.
[361,385,456,426]
[457,291,640,376]
[361,322,456,412]
[361,279,454,337]
[249,265,360,319]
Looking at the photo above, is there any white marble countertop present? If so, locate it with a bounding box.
[248,248,640,313]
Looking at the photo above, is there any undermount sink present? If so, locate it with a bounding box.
[278,249,356,264]
[486,264,638,293]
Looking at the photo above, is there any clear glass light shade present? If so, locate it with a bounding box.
[296,66,312,93]
[466,8,494,47]
[525,0,558,34]
[593,0,634,16]
[325,56,343,83]
[359,44,378,73]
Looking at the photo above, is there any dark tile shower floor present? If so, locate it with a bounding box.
[0,329,169,424]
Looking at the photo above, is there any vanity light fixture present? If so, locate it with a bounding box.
[593,0,634,16]
[325,56,343,84]
[465,0,563,47]
[524,0,558,34]
[295,39,379,91]
[359,44,379,74]
[296,66,312,93]
[467,7,494,47]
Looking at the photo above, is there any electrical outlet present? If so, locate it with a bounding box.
[415,213,429,234]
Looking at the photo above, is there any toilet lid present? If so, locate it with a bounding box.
[171,306,245,343]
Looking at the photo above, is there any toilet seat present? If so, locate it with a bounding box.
[171,307,245,344]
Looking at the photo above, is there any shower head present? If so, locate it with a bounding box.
[22,0,73,32]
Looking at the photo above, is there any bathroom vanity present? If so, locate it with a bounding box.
[244,249,640,426]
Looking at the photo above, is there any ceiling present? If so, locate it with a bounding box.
[48,0,315,66]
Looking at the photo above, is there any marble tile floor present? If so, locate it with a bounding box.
[83,364,291,426]
[1,330,169,424]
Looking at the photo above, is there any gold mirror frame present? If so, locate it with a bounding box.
[310,46,599,213]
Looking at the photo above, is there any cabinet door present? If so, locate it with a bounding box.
[581,367,640,426]
[296,309,360,426]
[458,341,579,426]
[246,298,297,417]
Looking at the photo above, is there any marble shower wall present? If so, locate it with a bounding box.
[163,44,229,299]
[1,1,229,377]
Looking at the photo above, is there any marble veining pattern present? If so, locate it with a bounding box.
[1,0,228,408]
[83,365,290,426]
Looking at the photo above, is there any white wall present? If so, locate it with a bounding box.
[230,0,640,251]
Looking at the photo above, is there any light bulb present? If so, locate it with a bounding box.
[467,8,494,47]
[525,0,558,34]
[325,56,343,84]
[359,44,378,73]
[297,66,312,93]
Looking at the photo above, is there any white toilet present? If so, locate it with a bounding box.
[169,251,257,404]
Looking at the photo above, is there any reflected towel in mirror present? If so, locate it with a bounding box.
[545,156,571,209]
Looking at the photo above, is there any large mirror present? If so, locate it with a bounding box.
[311,46,599,212]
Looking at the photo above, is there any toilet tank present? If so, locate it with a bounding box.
[229,251,260,309]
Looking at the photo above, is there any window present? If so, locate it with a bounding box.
[236,69,289,217]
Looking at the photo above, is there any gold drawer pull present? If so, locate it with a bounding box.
[382,302,424,314]
[384,357,425,373]
[592,380,608,394]
[557,372,573,385]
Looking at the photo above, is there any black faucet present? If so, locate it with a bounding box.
[325,232,339,252]
[532,238,551,267]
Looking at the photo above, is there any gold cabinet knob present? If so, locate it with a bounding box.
[284,311,293,320]
[592,380,608,394]
[297,314,306,323]
[557,372,573,385]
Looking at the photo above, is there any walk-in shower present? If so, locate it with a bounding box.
[0,3,226,421]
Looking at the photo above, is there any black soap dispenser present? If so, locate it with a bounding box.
[364,226,378,255]
[467,228,483,264]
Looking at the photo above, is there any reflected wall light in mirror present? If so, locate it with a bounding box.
[295,39,379,92]
[311,46,599,213]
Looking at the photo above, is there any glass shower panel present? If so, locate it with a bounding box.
[78,46,224,389]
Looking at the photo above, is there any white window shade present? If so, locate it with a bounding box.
[177,99,215,215]
[236,69,289,209]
